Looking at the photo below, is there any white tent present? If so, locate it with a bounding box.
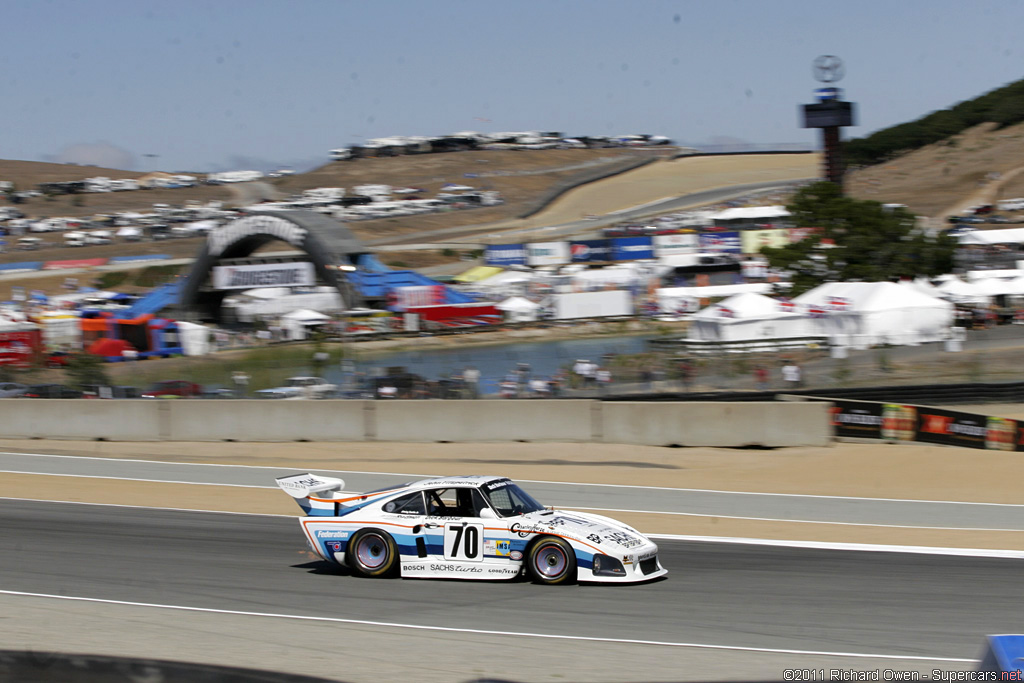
[958,228,1024,245]
[496,296,540,323]
[177,321,212,356]
[936,277,991,305]
[794,281,954,347]
[687,292,810,342]
[280,309,331,340]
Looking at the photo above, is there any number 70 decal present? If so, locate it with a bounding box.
[443,523,484,561]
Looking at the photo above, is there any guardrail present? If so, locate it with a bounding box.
[0,398,831,447]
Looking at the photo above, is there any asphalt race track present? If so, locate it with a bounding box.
[3,452,1023,530]
[0,499,1016,664]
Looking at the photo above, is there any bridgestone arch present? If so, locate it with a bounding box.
[177,210,367,323]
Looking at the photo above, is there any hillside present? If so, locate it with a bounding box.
[846,120,1024,219]
[0,148,672,230]
[844,76,1024,167]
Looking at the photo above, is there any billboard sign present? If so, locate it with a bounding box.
[484,243,527,267]
[740,229,789,254]
[526,241,570,266]
[653,233,699,257]
[391,285,445,312]
[211,262,316,290]
[610,236,654,261]
[699,231,741,254]
[569,239,612,263]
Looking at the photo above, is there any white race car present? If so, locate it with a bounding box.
[277,473,667,584]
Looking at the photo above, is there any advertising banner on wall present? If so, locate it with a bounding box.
[820,397,1024,451]
[212,262,316,290]
[526,241,570,266]
[699,231,742,253]
[569,239,612,263]
[653,233,700,257]
[914,406,1001,450]
[826,399,884,440]
[484,244,527,267]
[740,229,790,254]
[610,236,654,261]
[391,285,445,311]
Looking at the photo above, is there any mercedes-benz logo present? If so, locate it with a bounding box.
[813,55,844,83]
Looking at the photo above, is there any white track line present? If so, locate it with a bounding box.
[571,506,1024,533]
[0,590,975,664]
[0,496,294,518]
[2,496,1022,558]
[0,470,271,488]
[650,534,1024,559]
[2,450,1021,507]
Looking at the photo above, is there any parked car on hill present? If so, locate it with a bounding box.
[23,384,83,399]
[45,351,72,368]
[0,382,29,398]
[256,376,337,399]
[141,380,203,398]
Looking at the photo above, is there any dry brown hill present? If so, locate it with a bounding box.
[846,121,1024,219]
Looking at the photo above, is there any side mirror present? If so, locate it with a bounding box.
[478,507,498,519]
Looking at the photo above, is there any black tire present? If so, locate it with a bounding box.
[527,536,576,585]
[347,529,399,578]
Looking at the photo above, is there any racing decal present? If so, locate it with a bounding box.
[443,523,484,562]
[484,539,511,557]
[325,541,345,553]
[430,563,484,574]
[603,531,644,549]
[510,551,524,561]
[510,522,546,538]
[315,530,349,540]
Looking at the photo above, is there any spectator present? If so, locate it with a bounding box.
[529,377,550,398]
[678,359,695,392]
[782,361,802,389]
[514,362,531,397]
[232,370,250,398]
[462,366,480,399]
[754,365,769,391]
[596,367,612,394]
[500,376,518,399]
[312,350,329,377]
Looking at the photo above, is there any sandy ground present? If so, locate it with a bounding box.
[3,435,1023,550]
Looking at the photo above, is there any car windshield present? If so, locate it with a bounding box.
[481,480,546,517]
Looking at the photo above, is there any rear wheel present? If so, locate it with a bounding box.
[527,537,576,585]
[347,529,398,578]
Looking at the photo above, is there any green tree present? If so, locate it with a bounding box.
[64,353,111,390]
[760,182,956,296]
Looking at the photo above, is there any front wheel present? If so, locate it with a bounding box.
[527,536,576,585]
[347,529,399,578]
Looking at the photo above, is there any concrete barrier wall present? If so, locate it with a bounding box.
[0,399,163,440]
[0,399,831,446]
[165,400,368,442]
[600,401,832,447]
[374,400,597,442]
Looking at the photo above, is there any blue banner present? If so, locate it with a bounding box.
[0,261,42,272]
[108,254,171,263]
[610,236,654,261]
[699,231,742,254]
[569,239,611,262]
[484,243,527,266]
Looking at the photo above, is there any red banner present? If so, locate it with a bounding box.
[43,258,108,270]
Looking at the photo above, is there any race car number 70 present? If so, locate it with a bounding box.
[444,523,483,561]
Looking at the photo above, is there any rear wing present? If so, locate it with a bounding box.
[276,473,345,498]
[276,473,348,516]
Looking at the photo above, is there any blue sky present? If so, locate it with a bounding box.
[5,0,1023,173]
